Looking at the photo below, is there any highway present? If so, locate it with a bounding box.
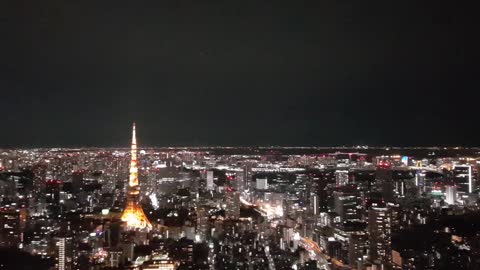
[299,237,331,270]
[240,196,269,217]
[241,196,332,269]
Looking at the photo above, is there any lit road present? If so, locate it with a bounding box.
[299,237,331,270]
[240,196,255,206]
[265,245,276,270]
[240,196,269,217]
[242,196,329,269]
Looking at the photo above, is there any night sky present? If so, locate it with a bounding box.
[0,0,478,147]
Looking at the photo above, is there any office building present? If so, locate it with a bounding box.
[55,236,73,270]
[0,208,21,248]
[368,207,391,265]
[453,165,474,194]
[206,170,215,191]
[445,185,457,205]
[348,232,368,267]
[333,189,361,222]
[335,170,349,186]
[256,178,268,190]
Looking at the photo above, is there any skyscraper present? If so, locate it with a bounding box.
[368,207,391,265]
[453,165,474,194]
[415,171,426,194]
[121,123,152,230]
[225,189,240,219]
[0,208,21,248]
[333,188,361,222]
[335,170,349,186]
[310,193,319,216]
[376,165,394,202]
[206,170,215,191]
[445,185,457,205]
[55,236,73,270]
[348,232,368,267]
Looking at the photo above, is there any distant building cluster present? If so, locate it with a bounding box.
[1,132,480,269]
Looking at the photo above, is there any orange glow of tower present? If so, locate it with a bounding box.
[121,123,152,230]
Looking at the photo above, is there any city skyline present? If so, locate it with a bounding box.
[2,135,480,270]
[0,1,479,269]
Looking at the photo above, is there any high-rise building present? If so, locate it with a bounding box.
[46,180,62,207]
[55,236,73,270]
[453,165,474,194]
[235,170,245,192]
[206,170,215,191]
[243,165,252,191]
[415,171,426,193]
[225,189,240,219]
[333,189,361,222]
[376,165,394,202]
[335,170,349,186]
[368,207,391,265]
[121,123,152,230]
[0,208,21,248]
[348,232,368,267]
[71,170,84,194]
[196,204,210,241]
[256,178,268,190]
[445,185,457,205]
[310,193,319,216]
[171,238,194,263]
[326,239,343,261]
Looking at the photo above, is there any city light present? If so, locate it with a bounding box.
[0,129,478,270]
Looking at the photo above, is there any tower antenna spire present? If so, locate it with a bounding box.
[121,122,152,230]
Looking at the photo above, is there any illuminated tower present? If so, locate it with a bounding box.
[121,123,152,230]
